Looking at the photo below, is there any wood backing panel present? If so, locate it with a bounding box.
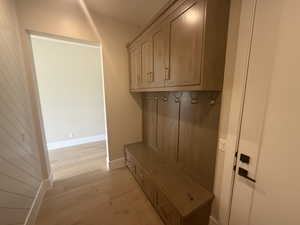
[178,92,221,191]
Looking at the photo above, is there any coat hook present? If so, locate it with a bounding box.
[190,92,199,104]
[191,98,199,104]
[209,92,219,105]
[209,99,216,105]
[161,96,168,102]
[173,92,182,103]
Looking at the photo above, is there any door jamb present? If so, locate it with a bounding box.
[218,0,258,224]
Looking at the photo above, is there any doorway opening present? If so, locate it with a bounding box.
[30,33,108,181]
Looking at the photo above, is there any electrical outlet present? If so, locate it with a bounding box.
[218,138,226,152]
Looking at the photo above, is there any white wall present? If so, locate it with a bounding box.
[31,36,106,144]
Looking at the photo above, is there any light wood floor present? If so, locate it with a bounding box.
[48,141,108,181]
[35,142,164,225]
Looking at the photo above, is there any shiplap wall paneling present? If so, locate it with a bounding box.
[0,0,43,224]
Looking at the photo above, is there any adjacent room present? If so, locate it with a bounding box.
[30,34,107,181]
[1,0,300,225]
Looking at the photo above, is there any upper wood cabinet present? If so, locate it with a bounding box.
[152,25,170,88]
[128,0,229,92]
[140,26,170,89]
[141,39,154,88]
[167,2,204,87]
[129,46,141,89]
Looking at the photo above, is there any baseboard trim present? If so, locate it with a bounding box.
[44,172,54,188]
[24,175,52,225]
[47,134,106,150]
[108,157,125,170]
[209,216,219,225]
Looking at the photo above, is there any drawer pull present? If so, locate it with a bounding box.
[187,193,194,201]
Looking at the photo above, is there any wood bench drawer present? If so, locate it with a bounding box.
[136,165,155,203]
[156,191,182,225]
[125,143,214,225]
[126,153,136,174]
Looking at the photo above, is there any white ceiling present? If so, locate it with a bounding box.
[84,0,170,27]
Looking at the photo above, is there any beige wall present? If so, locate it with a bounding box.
[31,36,106,144]
[15,0,142,167]
[88,11,143,160]
[16,0,97,42]
[0,0,43,224]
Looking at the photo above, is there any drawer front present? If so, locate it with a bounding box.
[156,191,181,225]
[126,153,136,174]
[136,165,155,203]
[135,164,144,184]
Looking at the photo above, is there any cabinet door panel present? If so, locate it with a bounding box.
[167,2,205,87]
[157,93,180,162]
[152,26,170,88]
[141,40,154,88]
[129,47,141,89]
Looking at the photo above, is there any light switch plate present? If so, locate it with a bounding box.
[218,138,226,152]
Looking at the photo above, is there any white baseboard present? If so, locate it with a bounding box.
[44,172,54,188]
[24,175,53,225]
[108,157,125,170]
[209,216,219,225]
[47,134,106,150]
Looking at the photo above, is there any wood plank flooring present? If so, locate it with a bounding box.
[48,141,108,181]
[35,141,164,225]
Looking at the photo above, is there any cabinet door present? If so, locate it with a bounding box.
[152,26,170,88]
[129,46,141,89]
[167,1,205,87]
[141,39,154,88]
[157,93,180,162]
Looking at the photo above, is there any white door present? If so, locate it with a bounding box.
[229,0,300,225]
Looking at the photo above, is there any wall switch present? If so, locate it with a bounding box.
[218,138,226,152]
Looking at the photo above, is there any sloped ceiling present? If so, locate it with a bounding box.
[84,0,170,27]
